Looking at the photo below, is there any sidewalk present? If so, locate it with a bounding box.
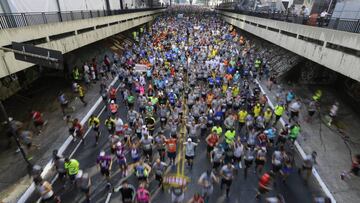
[0,47,117,202]
[259,80,360,203]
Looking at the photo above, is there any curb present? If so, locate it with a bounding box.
[255,78,336,203]
[18,77,119,203]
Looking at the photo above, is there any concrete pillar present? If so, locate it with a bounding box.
[105,0,111,15]
[120,0,124,10]
[55,0,63,22]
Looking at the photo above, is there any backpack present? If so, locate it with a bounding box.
[136,188,149,202]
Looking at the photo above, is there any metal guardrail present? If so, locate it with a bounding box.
[0,7,166,30]
[218,8,360,33]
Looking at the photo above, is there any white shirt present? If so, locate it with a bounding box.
[83,65,90,74]
[330,104,338,116]
[290,101,301,112]
[115,118,123,131]
[320,11,328,17]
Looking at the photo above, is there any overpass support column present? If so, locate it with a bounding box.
[120,0,124,9]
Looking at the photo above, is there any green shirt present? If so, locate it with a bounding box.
[290,126,300,138]
[65,159,79,175]
[127,95,135,104]
[212,126,222,135]
[225,130,236,144]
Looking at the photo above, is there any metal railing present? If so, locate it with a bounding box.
[0,7,166,30]
[218,8,360,33]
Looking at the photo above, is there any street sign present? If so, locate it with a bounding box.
[12,42,63,69]
[134,64,148,73]
[163,174,189,188]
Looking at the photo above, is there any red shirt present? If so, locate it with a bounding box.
[31,111,42,122]
[166,139,177,153]
[73,122,82,132]
[109,88,117,99]
[259,173,270,188]
[207,134,219,147]
[109,103,118,113]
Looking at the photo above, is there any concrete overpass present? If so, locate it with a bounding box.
[217,10,360,82]
[0,8,165,79]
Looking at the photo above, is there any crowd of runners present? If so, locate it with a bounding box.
[20,6,359,203]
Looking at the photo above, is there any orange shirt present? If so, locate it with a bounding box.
[206,94,214,105]
[225,74,233,81]
[223,60,229,66]
[166,138,177,153]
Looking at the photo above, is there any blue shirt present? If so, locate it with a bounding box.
[266,128,276,139]
[286,92,294,102]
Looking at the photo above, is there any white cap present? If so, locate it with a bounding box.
[116,142,122,147]
[187,138,192,142]
[100,151,105,157]
[111,100,115,104]
[8,117,13,122]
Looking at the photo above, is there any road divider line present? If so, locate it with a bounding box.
[18,77,119,203]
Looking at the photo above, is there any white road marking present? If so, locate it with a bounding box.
[254,76,336,203]
[18,77,119,203]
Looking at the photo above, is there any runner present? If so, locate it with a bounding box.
[105,115,116,134]
[34,177,59,203]
[152,158,167,189]
[64,158,80,183]
[220,162,235,198]
[77,172,91,203]
[140,133,154,162]
[244,145,255,179]
[206,130,219,158]
[70,118,84,143]
[114,180,136,203]
[134,159,151,183]
[210,145,224,172]
[165,134,178,165]
[96,151,112,187]
[136,183,150,203]
[184,138,198,169]
[198,170,218,202]
[109,100,119,116]
[255,172,274,199]
[115,141,127,177]
[52,150,66,181]
[30,110,47,135]
[188,193,205,203]
[88,114,101,145]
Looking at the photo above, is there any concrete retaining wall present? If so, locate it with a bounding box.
[218,11,360,82]
[0,9,165,78]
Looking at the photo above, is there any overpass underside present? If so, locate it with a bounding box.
[217,10,360,83]
[0,9,164,99]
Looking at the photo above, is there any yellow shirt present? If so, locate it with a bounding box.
[264,111,273,121]
[238,110,248,123]
[254,106,261,117]
[274,105,285,116]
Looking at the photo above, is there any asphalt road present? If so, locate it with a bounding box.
[24,74,325,203]
[25,20,327,203]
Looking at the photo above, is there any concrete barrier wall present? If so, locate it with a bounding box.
[0,9,165,78]
[218,11,360,82]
